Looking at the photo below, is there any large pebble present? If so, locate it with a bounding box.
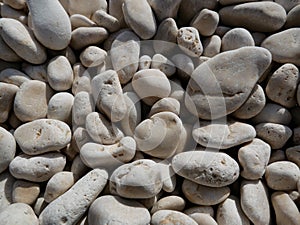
[182,179,230,205]
[122,0,156,39]
[26,0,71,50]
[286,146,300,167]
[265,161,300,191]
[9,152,66,182]
[0,18,47,64]
[177,27,203,57]
[185,46,271,119]
[221,28,254,51]
[151,196,185,214]
[219,2,286,32]
[261,28,300,66]
[172,151,239,187]
[151,210,198,225]
[110,159,163,198]
[14,119,71,155]
[39,169,108,225]
[240,180,271,225]
[0,126,16,173]
[12,180,40,205]
[0,203,39,225]
[0,172,15,212]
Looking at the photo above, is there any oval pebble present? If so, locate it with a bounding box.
[151,210,198,225]
[0,126,16,173]
[79,46,107,68]
[12,180,40,205]
[72,91,94,128]
[191,8,219,37]
[151,196,185,214]
[221,27,255,51]
[172,151,240,187]
[203,35,222,58]
[9,152,66,182]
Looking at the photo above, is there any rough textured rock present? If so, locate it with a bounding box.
[177,27,203,57]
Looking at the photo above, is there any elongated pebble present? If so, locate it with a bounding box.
[92,10,120,33]
[0,82,18,123]
[72,91,94,128]
[151,210,198,225]
[70,14,96,29]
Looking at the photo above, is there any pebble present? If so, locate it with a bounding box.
[14,80,52,122]
[193,119,256,149]
[191,8,219,37]
[9,152,66,182]
[88,195,151,225]
[72,91,94,128]
[1,4,28,25]
[148,0,181,22]
[240,180,271,225]
[221,28,255,51]
[0,68,31,87]
[92,10,120,33]
[271,191,300,225]
[72,63,92,95]
[22,63,47,82]
[238,138,271,180]
[185,46,271,119]
[269,150,286,164]
[265,161,300,191]
[139,55,152,70]
[26,0,71,50]
[217,195,250,225]
[188,213,218,225]
[151,196,185,214]
[151,210,198,225]
[151,54,176,77]
[12,180,40,205]
[0,127,15,175]
[255,122,292,149]
[79,46,107,68]
[44,171,75,203]
[182,179,230,205]
[0,203,39,225]
[286,146,300,167]
[70,14,96,29]
[274,0,300,11]
[122,0,156,39]
[184,206,214,218]
[110,159,163,199]
[219,2,286,32]
[71,155,89,181]
[286,4,300,28]
[202,35,222,57]
[14,119,71,155]
[108,0,126,27]
[261,28,300,66]
[0,18,47,64]
[172,151,240,187]
[68,0,107,18]
[149,97,180,117]
[177,27,203,57]
[0,171,15,212]
[39,169,108,225]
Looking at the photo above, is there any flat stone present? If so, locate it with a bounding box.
[39,169,108,225]
[9,153,66,182]
[151,210,198,225]
[14,119,71,155]
[177,27,203,57]
[0,82,18,121]
[72,91,94,127]
[68,0,107,18]
[88,195,151,225]
[0,125,16,174]
[238,138,271,180]
[0,171,15,212]
[151,196,185,214]
[191,8,219,37]
[185,46,271,119]
[12,180,40,205]
[172,151,239,187]
[182,179,230,205]
[261,28,300,66]
[221,28,255,51]
[219,2,286,32]
[26,0,71,50]
[193,119,256,149]
[286,146,300,167]
[80,46,107,68]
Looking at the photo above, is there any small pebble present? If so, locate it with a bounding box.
[177,27,203,57]
[151,196,185,214]
[12,180,40,205]
[191,8,219,37]
[151,210,198,225]
[0,126,16,173]
[202,35,222,57]
[0,171,15,212]
[221,27,255,51]
[151,54,176,77]
[148,0,181,22]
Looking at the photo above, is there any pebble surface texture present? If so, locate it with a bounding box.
[0,0,299,224]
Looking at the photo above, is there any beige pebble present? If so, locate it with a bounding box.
[72,91,94,128]
[265,161,300,191]
[139,55,152,70]
[269,150,286,164]
[191,8,219,36]
[12,180,40,205]
[151,54,176,77]
[149,97,180,117]
[72,63,92,95]
[151,210,198,225]
[0,68,30,87]
[203,35,222,57]
[0,171,15,212]
[177,27,203,57]
[151,196,185,214]
[80,46,107,68]
[22,63,47,82]
[0,82,18,123]
[68,0,107,18]
[92,10,120,32]
[286,146,300,167]
[221,28,255,51]
[70,14,96,29]
[184,206,214,218]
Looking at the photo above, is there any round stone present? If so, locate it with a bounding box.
[221,28,255,51]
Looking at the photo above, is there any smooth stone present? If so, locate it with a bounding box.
[110,30,140,84]
[286,5,300,28]
[39,169,108,225]
[47,92,74,124]
[255,122,292,149]
[274,0,300,11]
[232,84,265,119]
[241,180,271,225]
[272,192,300,225]
[188,213,217,225]
[70,14,96,29]
[252,103,292,125]
[68,0,107,18]
[171,53,194,81]
[139,55,152,70]
[88,195,151,225]
[151,210,198,225]
[219,2,286,32]
[12,180,40,205]
[85,112,124,144]
[92,10,120,32]
[33,197,47,216]
[0,68,30,87]
[0,35,21,62]
[80,46,107,68]
[265,161,300,191]
[191,8,219,36]
[26,0,71,50]
[286,146,300,167]
[9,153,66,182]
[0,172,15,212]
[109,0,126,27]
[3,0,26,9]
[156,160,176,193]
[14,119,71,155]
[238,138,271,180]
[110,159,163,199]
[0,18,47,64]
[221,28,255,51]
[177,27,203,57]
[134,112,182,158]
[0,82,18,123]
[80,136,136,171]
[185,46,271,119]
[71,155,90,181]
[184,206,214,218]
[192,119,256,149]
[266,63,299,108]
[70,27,108,50]
[14,80,52,122]
[261,28,300,66]
[151,54,176,77]
[0,203,39,225]
[44,171,75,203]
[91,70,127,122]
[203,35,222,57]
[182,179,230,205]
[22,63,47,82]
[149,97,180,117]
[132,69,171,105]
[217,195,250,225]
[269,150,286,164]
[122,0,156,39]
[148,0,181,21]
[72,91,94,127]
[72,63,92,95]
[172,151,239,187]
[151,196,185,214]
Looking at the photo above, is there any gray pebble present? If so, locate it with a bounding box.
[191,8,219,37]
[286,145,300,167]
[203,35,221,57]
[151,196,185,214]
[92,10,120,32]
[22,63,47,82]
[0,82,18,123]
[151,210,198,225]
[221,28,255,51]
[285,4,300,28]
[148,0,181,22]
